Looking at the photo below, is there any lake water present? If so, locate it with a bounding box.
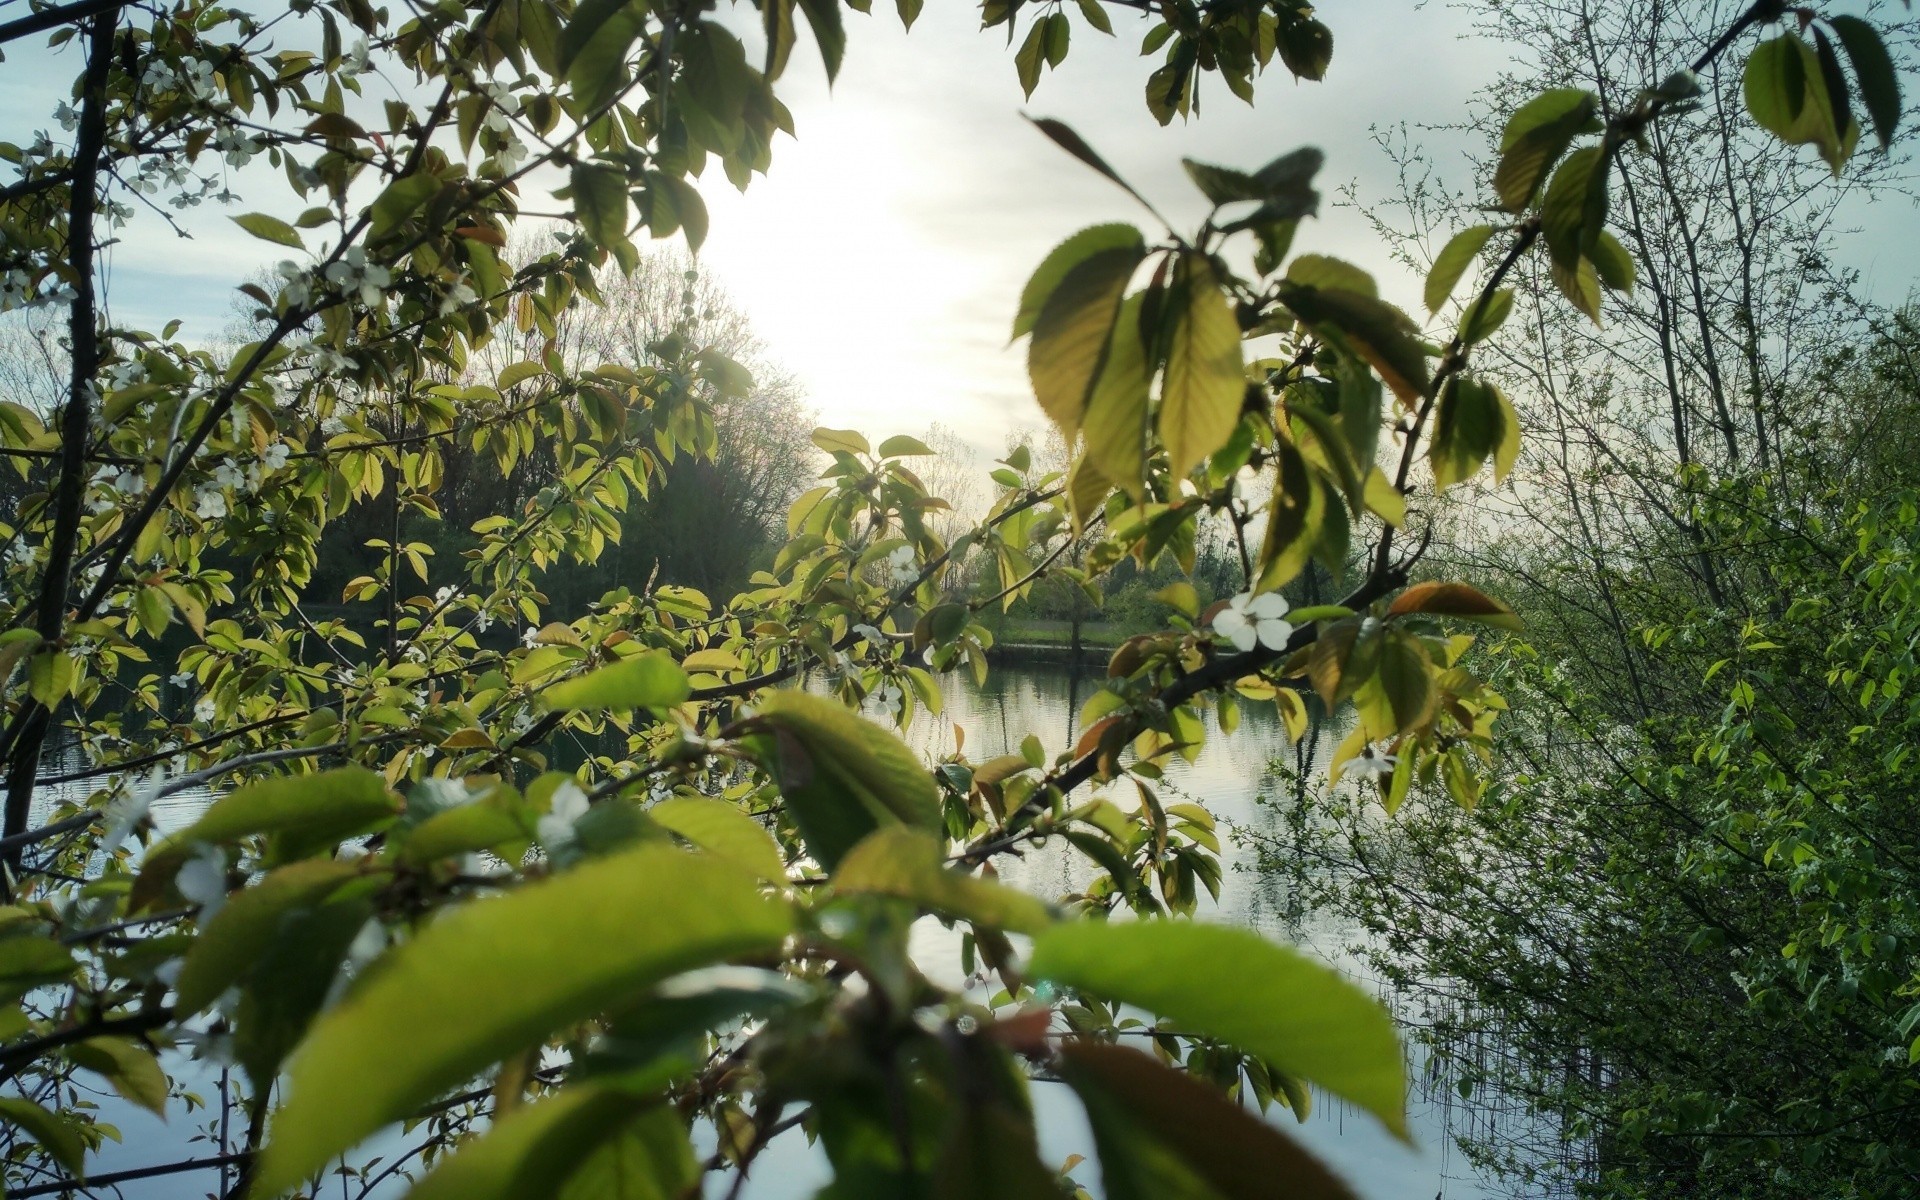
[41,665,1522,1199]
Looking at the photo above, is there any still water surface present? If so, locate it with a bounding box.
[64,665,1512,1198]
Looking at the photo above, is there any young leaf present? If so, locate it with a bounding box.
[1424,225,1494,313]
[402,1088,684,1200]
[232,213,304,249]
[1458,288,1514,345]
[252,846,791,1198]
[545,652,691,710]
[648,795,787,882]
[1081,293,1151,496]
[571,163,630,249]
[1159,252,1246,479]
[1028,243,1145,439]
[1027,920,1408,1137]
[1012,224,1145,340]
[0,1098,87,1177]
[834,827,1053,933]
[1493,89,1599,212]
[749,690,943,870]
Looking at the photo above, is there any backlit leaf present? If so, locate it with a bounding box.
[545,652,691,710]
[1028,920,1407,1137]
[253,846,791,1197]
[1160,252,1245,478]
[835,828,1052,933]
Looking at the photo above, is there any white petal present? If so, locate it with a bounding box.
[1213,609,1249,640]
[1256,618,1296,651]
[1248,592,1290,620]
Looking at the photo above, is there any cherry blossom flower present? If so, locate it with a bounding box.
[1212,591,1295,652]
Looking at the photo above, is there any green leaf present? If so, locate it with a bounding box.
[176,859,371,1013]
[811,427,871,456]
[1025,117,1159,215]
[1539,146,1607,272]
[648,795,786,882]
[1424,225,1493,313]
[1458,288,1514,345]
[0,1098,86,1177]
[1275,16,1333,81]
[1744,33,1856,173]
[68,1036,171,1116]
[402,1089,685,1200]
[834,828,1053,934]
[232,212,304,249]
[763,0,797,79]
[876,434,936,457]
[1286,253,1376,297]
[750,691,943,870]
[1371,633,1436,735]
[1160,252,1246,479]
[1493,89,1599,212]
[1015,20,1046,97]
[1027,920,1407,1137]
[564,0,650,111]
[253,845,791,1197]
[546,652,691,711]
[0,934,76,997]
[136,768,399,908]
[560,0,641,72]
[1255,438,1325,594]
[370,173,440,237]
[796,0,847,82]
[1828,16,1901,151]
[1182,158,1265,206]
[1058,1042,1362,1200]
[1076,0,1111,35]
[1589,230,1635,293]
[1027,243,1143,439]
[572,163,631,249]
[1013,224,1146,341]
[1428,377,1515,490]
[1281,284,1430,405]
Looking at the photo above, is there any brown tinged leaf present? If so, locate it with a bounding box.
[1058,1041,1363,1200]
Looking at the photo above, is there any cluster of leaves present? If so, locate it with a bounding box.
[0,0,1905,1196]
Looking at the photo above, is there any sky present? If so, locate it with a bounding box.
[7,0,1918,467]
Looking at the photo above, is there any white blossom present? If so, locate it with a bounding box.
[169,671,194,688]
[194,488,228,520]
[1339,748,1398,784]
[438,276,479,316]
[259,441,290,471]
[275,261,312,308]
[1212,591,1294,653]
[100,771,161,857]
[482,81,522,132]
[193,695,216,723]
[536,780,591,856]
[521,626,541,649]
[322,246,392,307]
[174,843,229,924]
[887,544,917,586]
